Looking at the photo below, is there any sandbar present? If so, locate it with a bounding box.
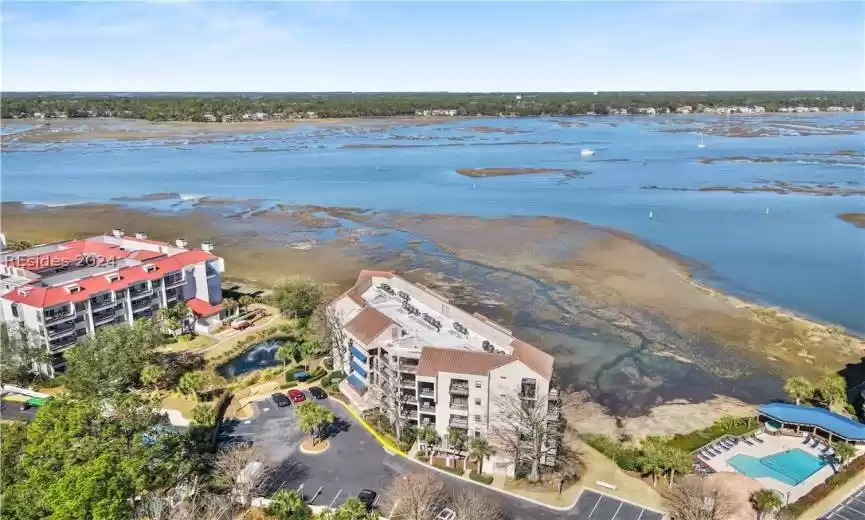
[455,167,588,178]
[839,213,865,228]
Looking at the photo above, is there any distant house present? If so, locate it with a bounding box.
[32,112,45,119]
[202,113,217,122]
[639,107,657,115]
[675,106,692,115]
[253,112,270,121]
[753,106,766,113]
[305,112,319,119]
[221,115,235,123]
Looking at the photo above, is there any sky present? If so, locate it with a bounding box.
[2,1,863,92]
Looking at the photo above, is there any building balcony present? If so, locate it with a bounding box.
[419,387,435,399]
[449,416,468,429]
[450,400,468,411]
[400,379,416,390]
[46,321,76,338]
[90,297,115,312]
[399,363,418,374]
[49,335,78,352]
[449,382,469,395]
[93,311,116,326]
[163,275,184,288]
[404,394,418,405]
[402,410,419,421]
[350,345,369,363]
[132,309,153,320]
[420,404,436,414]
[132,299,151,312]
[44,310,75,324]
[129,285,151,299]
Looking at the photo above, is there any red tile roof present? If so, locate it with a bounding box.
[186,298,224,317]
[344,306,393,345]
[2,249,217,309]
[417,347,513,377]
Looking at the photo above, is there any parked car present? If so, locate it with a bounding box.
[288,389,306,403]
[357,489,377,511]
[294,370,311,382]
[271,393,291,408]
[435,508,456,520]
[308,386,327,400]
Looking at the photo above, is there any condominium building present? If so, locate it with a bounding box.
[331,270,557,475]
[0,230,228,374]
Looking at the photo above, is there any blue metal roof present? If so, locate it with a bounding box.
[759,403,865,441]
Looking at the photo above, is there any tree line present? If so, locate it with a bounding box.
[2,91,863,121]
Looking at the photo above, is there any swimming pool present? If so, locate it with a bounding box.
[729,448,827,486]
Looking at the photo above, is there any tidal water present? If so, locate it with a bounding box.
[2,115,863,333]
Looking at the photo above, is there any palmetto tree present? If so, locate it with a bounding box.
[296,402,335,446]
[783,376,814,405]
[833,441,856,466]
[264,489,311,520]
[749,489,782,520]
[469,437,495,475]
[178,370,205,401]
[276,343,296,372]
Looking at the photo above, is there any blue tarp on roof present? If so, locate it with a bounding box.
[759,403,865,441]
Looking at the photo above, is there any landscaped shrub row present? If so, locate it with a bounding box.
[432,462,464,476]
[469,471,493,485]
[581,434,642,472]
[666,416,757,452]
[282,382,299,389]
[784,454,865,517]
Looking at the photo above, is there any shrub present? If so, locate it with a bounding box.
[666,417,757,452]
[469,471,493,484]
[581,434,643,472]
[432,462,463,476]
[785,454,865,517]
[285,371,295,383]
[283,381,298,389]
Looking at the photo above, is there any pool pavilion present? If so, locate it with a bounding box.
[757,403,865,445]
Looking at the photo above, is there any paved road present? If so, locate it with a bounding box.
[0,399,38,422]
[220,392,664,520]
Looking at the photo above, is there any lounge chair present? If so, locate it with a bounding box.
[743,437,754,446]
[753,434,765,444]
[717,443,729,452]
[803,435,811,444]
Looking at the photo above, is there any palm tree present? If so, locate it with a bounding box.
[238,295,256,310]
[335,497,373,519]
[783,376,814,405]
[276,343,296,372]
[296,402,335,446]
[469,437,495,475]
[178,370,205,401]
[816,374,847,411]
[264,489,311,520]
[222,297,238,317]
[638,440,666,487]
[749,489,782,520]
[833,441,856,466]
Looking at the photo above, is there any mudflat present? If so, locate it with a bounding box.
[455,167,586,178]
[3,200,861,439]
[839,212,865,228]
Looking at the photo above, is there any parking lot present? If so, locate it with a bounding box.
[822,485,865,520]
[220,390,665,520]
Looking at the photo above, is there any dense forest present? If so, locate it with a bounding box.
[2,91,863,121]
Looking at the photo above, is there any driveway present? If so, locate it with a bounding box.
[220,392,663,520]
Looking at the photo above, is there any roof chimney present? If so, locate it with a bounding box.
[201,241,214,253]
[135,232,148,240]
[112,228,125,238]
[175,238,188,249]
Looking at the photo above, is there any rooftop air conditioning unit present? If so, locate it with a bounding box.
[175,238,188,249]
[135,232,148,240]
[112,228,125,238]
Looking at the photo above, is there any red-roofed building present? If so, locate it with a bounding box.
[0,230,231,375]
[329,270,559,477]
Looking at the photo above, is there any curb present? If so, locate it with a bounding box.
[299,439,331,455]
[331,399,408,457]
[404,455,580,511]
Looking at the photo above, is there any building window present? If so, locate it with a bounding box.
[474,431,481,439]
[75,315,85,323]
[474,415,481,422]
[475,382,481,388]
[474,398,481,406]
[10,303,19,318]
[76,329,87,336]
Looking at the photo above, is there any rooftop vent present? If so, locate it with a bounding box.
[143,264,158,273]
[105,273,121,283]
[201,241,214,253]
[135,232,148,240]
[175,238,188,249]
[64,284,82,294]
[112,228,125,238]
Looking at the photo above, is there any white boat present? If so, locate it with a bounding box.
[697,133,706,148]
[580,148,595,157]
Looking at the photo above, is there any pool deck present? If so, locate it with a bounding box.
[698,433,863,502]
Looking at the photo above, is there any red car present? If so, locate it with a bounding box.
[288,389,306,403]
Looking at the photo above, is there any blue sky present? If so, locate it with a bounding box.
[2,1,863,92]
